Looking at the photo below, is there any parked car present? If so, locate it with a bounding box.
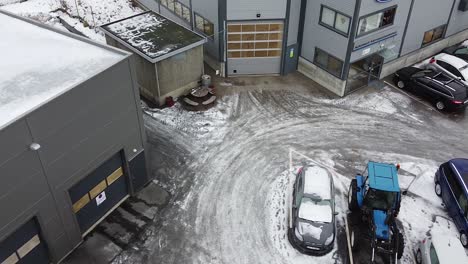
[425,53,468,86]
[434,159,468,248]
[393,67,468,111]
[288,165,336,255]
[415,232,468,264]
[443,41,468,62]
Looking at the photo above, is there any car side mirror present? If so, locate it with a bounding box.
[402,190,408,195]
[334,212,339,216]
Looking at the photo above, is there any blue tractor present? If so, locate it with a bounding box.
[348,162,404,263]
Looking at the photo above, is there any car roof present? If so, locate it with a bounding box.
[431,232,468,264]
[367,162,400,192]
[435,53,468,71]
[449,159,468,191]
[303,166,332,200]
[424,72,467,96]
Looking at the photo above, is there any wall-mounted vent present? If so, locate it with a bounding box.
[459,0,468,11]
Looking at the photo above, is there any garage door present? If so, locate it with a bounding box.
[69,153,128,235]
[227,21,284,75]
[0,218,50,264]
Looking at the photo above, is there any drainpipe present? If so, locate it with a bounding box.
[343,0,362,81]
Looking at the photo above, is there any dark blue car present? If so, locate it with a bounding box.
[434,159,468,248]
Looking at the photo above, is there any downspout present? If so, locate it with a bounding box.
[343,0,362,81]
[398,0,415,56]
[297,0,307,58]
[281,0,292,75]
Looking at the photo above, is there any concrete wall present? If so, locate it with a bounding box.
[298,57,346,97]
[447,0,468,36]
[400,0,452,56]
[156,45,204,105]
[301,0,355,64]
[226,0,287,20]
[350,0,411,63]
[0,57,148,263]
[381,28,468,78]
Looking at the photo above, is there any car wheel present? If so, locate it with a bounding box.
[415,249,422,264]
[461,232,468,248]
[435,182,442,197]
[351,227,360,252]
[397,80,406,89]
[435,101,445,111]
[348,179,359,212]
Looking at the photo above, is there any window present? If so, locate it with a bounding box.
[226,22,283,58]
[194,13,214,39]
[357,7,396,36]
[320,5,351,36]
[160,0,191,24]
[444,164,464,199]
[429,243,440,264]
[314,48,344,78]
[458,194,468,218]
[437,61,463,79]
[455,47,468,55]
[422,25,446,46]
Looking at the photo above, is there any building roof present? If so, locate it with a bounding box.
[367,162,400,193]
[100,11,206,63]
[0,10,126,131]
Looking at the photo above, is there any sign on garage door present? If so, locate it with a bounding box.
[69,153,129,236]
[0,218,50,264]
[227,21,284,75]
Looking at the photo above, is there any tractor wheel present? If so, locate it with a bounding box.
[348,179,359,212]
[350,226,360,252]
[397,232,405,259]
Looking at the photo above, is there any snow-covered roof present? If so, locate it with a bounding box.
[304,166,332,200]
[101,11,206,63]
[0,11,126,131]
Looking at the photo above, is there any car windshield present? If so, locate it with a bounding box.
[364,188,397,210]
[298,197,332,223]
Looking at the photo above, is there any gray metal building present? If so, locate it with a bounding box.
[136,0,468,96]
[0,10,149,264]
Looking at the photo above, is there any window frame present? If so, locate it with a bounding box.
[422,25,447,47]
[160,0,192,24]
[194,12,215,40]
[319,5,351,37]
[356,6,397,38]
[313,47,344,78]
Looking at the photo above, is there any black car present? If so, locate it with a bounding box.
[443,44,468,62]
[288,166,336,255]
[393,67,468,111]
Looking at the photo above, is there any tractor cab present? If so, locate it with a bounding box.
[348,161,404,263]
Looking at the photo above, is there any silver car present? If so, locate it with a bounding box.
[415,232,468,264]
[288,165,336,255]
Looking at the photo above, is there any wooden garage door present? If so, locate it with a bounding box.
[69,153,128,236]
[227,21,284,75]
[0,218,50,264]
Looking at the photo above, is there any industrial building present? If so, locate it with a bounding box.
[0,10,149,264]
[136,0,468,96]
[101,11,207,106]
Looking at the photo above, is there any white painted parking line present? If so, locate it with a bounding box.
[384,81,436,110]
[344,213,354,264]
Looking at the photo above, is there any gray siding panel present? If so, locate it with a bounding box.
[226,0,287,20]
[400,0,452,56]
[0,120,31,166]
[447,0,468,36]
[301,0,355,62]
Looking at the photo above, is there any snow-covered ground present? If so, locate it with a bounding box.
[0,0,142,42]
[107,73,468,264]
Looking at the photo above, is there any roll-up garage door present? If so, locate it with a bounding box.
[0,218,50,264]
[227,21,284,75]
[69,153,128,236]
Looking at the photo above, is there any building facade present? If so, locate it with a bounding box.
[0,11,149,264]
[137,0,468,96]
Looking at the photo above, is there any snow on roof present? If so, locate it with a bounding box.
[431,232,468,264]
[101,11,206,63]
[0,11,125,130]
[303,166,331,200]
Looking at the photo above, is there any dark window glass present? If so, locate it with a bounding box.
[320,5,350,35]
[357,7,396,36]
[438,61,463,79]
[455,48,468,55]
[422,25,446,46]
[314,48,343,78]
[444,164,463,199]
[429,243,440,264]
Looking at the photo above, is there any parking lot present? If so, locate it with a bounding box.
[76,71,464,264]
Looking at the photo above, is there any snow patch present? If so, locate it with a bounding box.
[304,166,331,200]
[299,200,332,223]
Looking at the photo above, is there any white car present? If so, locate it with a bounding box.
[425,53,468,86]
[415,232,468,264]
